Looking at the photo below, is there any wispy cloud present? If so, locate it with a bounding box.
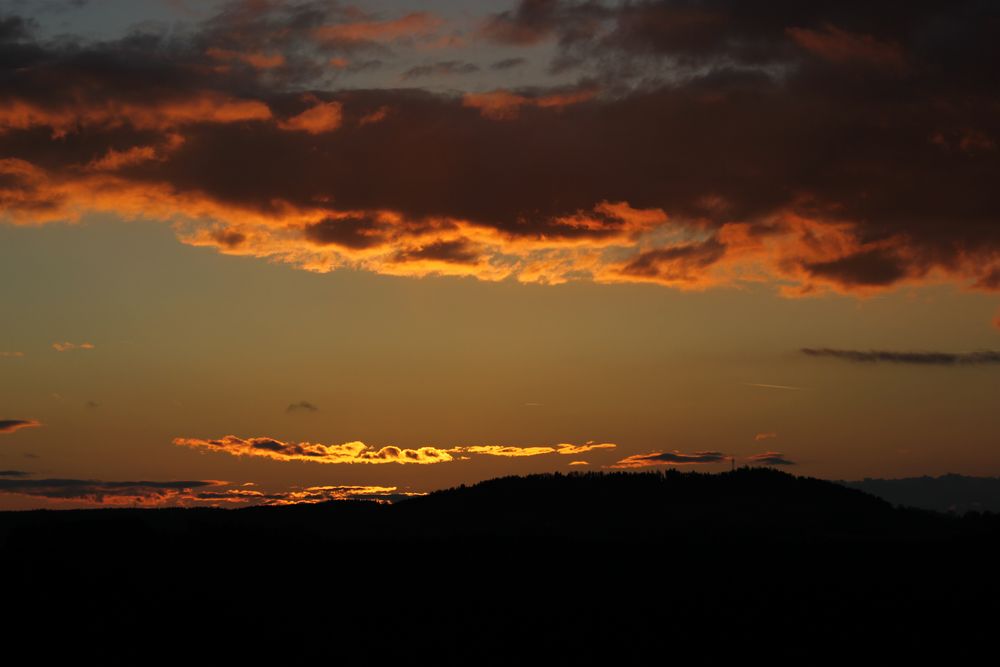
[286,400,319,413]
[0,351,24,358]
[52,342,95,352]
[746,451,795,466]
[0,478,423,507]
[0,478,217,505]
[743,383,804,391]
[610,450,727,469]
[754,432,778,441]
[801,348,1000,365]
[0,419,42,435]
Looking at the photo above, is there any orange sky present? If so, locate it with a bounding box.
[1,1,999,509]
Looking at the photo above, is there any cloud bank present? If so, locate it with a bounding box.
[0,1,996,303]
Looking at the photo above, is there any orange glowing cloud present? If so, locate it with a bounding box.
[313,12,443,44]
[174,436,617,465]
[0,93,271,136]
[5,147,999,299]
[463,88,597,120]
[278,99,343,134]
[206,48,286,70]
[52,342,95,352]
[174,436,454,465]
[462,443,616,457]
[0,419,42,435]
[787,24,906,70]
[754,432,778,442]
[0,478,422,508]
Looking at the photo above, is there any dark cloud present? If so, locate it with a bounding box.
[0,478,216,504]
[401,60,479,80]
[393,239,480,265]
[611,450,727,468]
[0,419,42,434]
[0,1,998,298]
[0,476,421,506]
[302,216,387,250]
[747,452,795,466]
[490,57,527,70]
[801,348,1000,366]
[482,0,609,46]
[286,400,319,413]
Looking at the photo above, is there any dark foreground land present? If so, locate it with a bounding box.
[3,468,998,662]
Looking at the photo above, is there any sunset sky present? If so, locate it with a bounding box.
[1,0,999,509]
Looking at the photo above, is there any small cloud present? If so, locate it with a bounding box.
[746,451,795,466]
[0,419,42,435]
[754,432,778,441]
[610,450,727,469]
[801,347,1000,366]
[743,383,804,391]
[0,470,31,477]
[286,400,319,413]
[0,351,24,358]
[568,461,589,466]
[85,401,100,409]
[52,342,95,352]
[524,402,544,407]
[401,60,479,80]
[491,57,526,70]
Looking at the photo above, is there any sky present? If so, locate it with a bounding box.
[1,0,999,509]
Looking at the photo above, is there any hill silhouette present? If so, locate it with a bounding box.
[2,468,997,661]
[1,467,981,545]
[842,473,1000,514]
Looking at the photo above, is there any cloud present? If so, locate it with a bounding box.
[401,61,479,80]
[276,99,343,134]
[52,342,95,352]
[286,400,319,413]
[256,485,425,505]
[0,419,42,435]
[0,477,424,507]
[801,348,1000,366]
[743,383,804,391]
[0,470,31,477]
[312,11,444,47]
[0,478,218,505]
[746,451,796,466]
[0,351,24,358]
[0,1,998,309]
[754,432,777,441]
[174,436,616,465]
[568,461,589,466]
[175,435,455,465]
[490,57,527,70]
[610,450,727,469]
[463,442,616,457]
